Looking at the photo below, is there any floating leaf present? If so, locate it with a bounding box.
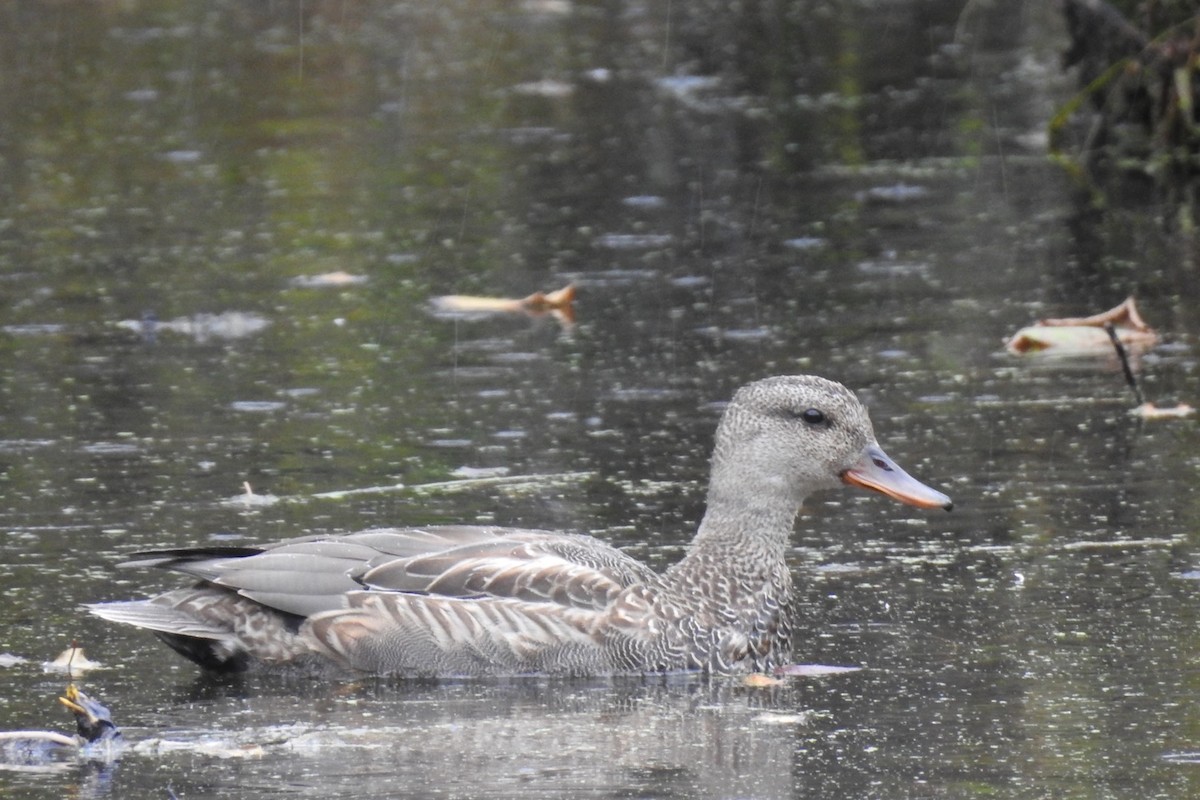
[43,646,103,674]
[430,284,575,327]
[1131,402,1195,420]
[1005,296,1157,355]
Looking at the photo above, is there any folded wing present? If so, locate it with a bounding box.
[90,526,663,675]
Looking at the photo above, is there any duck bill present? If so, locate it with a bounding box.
[58,686,106,725]
[58,695,87,716]
[841,444,952,510]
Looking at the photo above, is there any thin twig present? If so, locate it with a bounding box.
[1105,322,1144,405]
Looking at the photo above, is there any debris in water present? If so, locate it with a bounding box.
[1103,316,1193,420]
[1132,402,1195,420]
[43,645,103,675]
[289,271,368,288]
[430,284,576,327]
[1004,296,1158,355]
[223,482,281,509]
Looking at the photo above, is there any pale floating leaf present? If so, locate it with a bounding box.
[1005,296,1158,355]
[1132,402,1195,420]
[429,284,575,327]
[43,646,104,674]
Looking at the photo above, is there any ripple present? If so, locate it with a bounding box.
[856,260,930,277]
[162,149,203,164]
[80,441,142,455]
[489,352,545,364]
[592,233,673,250]
[2,324,67,336]
[426,439,474,448]
[569,269,659,287]
[856,182,930,203]
[230,401,287,413]
[655,75,721,96]
[289,271,368,288]
[783,237,827,251]
[0,439,54,452]
[694,326,774,342]
[621,195,666,209]
[118,311,271,341]
[607,387,685,402]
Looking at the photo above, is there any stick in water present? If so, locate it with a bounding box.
[1105,322,1144,406]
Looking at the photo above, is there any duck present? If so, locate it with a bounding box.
[88,375,951,677]
[0,685,123,764]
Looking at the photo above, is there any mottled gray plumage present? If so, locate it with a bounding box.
[89,375,951,677]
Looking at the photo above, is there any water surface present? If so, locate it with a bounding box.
[2,2,1200,798]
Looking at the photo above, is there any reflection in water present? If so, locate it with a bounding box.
[139,680,802,799]
[114,312,272,343]
[2,0,1200,798]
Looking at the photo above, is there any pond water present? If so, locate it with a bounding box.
[3,1,1200,798]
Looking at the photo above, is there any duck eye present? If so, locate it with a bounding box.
[798,408,826,425]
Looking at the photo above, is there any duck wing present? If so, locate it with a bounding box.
[304,589,638,675]
[116,526,658,619]
[97,526,665,675]
[360,529,658,611]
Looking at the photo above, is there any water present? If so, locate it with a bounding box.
[3,1,1200,798]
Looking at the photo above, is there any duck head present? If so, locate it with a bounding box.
[709,375,952,512]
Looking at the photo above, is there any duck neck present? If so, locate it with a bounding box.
[666,488,799,592]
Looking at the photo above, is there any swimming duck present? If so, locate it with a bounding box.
[89,375,951,677]
[0,685,123,764]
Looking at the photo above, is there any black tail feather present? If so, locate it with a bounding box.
[154,631,250,673]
